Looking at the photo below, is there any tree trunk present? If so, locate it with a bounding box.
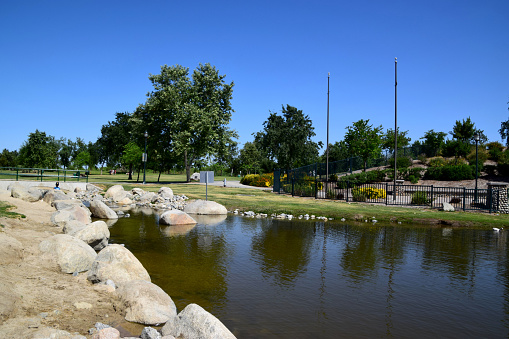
[136,167,140,182]
[185,150,191,182]
[128,164,133,180]
[158,171,161,182]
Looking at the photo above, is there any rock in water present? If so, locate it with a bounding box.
[161,303,236,339]
[159,210,197,226]
[89,200,119,219]
[183,200,227,215]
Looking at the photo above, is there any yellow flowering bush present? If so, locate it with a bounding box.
[240,173,274,187]
[352,187,386,200]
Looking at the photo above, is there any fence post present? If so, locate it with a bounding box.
[64,169,67,182]
[346,181,349,202]
[16,168,18,181]
[40,169,43,182]
[385,182,388,205]
[315,179,318,199]
[292,178,295,197]
[462,188,466,211]
[431,185,434,208]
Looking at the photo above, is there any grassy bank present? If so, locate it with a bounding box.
[0,201,26,227]
[96,182,509,228]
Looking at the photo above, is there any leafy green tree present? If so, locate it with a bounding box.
[18,130,59,168]
[58,138,74,169]
[121,141,142,180]
[451,117,487,144]
[73,151,91,170]
[421,129,447,157]
[381,127,411,152]
[254,105,322,170]
[344,119,383,171]
[96,112,141,169]
[321,140,349,163]
[239,142,261,174]
[0,149,18,167]
[136,63,236,182]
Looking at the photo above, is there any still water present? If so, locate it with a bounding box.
[108,208,509,338]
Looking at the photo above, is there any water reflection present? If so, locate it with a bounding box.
[160,224,196,237]
[108,213,509,338]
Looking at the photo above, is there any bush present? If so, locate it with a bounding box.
[329,174,338,181]
[240,173,274,187]
[338,170,386,186]
[352,187,386,200]
[424,164,474,181]
[442,139,471,158]
[487,141,504,161]
[411,191,430,205]
[352,190,367,202]
[389,156,412,169]
[428,157,447,167]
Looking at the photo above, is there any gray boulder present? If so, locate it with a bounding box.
[89,200,119,219]
[86,183,102,192]
[87,244,151,285]
[141,327,162,339]
[10,185,43,202]
[39,234,97,273]
[116,280,177,325]
[62,220,87,235]
[158,187,174,200]
[105,185,125,199]
[139,192,157,203]
[74,221,110,251]
[112,190,133,205]
[51,205,92,227]
[43,190,69,204]
[183,200,227,215]
[161,303,236,339]
[52,199,85,211]
[160,210,197,226]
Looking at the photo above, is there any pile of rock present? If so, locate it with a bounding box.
[6,183,236,339]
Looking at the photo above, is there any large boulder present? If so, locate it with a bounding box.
[74,221,110,251]
[105,185,125,199]
[160,210,197,226]
[112,190,133,205]
[0,233,24,264]
[131,188,145,196]
[52,199,86,211]
[87,244,151,285]
[89,200,119,219]
[10,185,43,202]
[43,190,69,205]
[183,200,227,215]
[161,303,236,339]
[62,220,87,235]
[116,280,177,325]
[139,192,157,204]
[39,234,97,273]
[158,187,174,200]
[86,183,102,192]
[51,205,92,227]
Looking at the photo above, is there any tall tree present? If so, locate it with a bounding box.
[420,129,447,157]
[381,127,411,152]
[121,141,143,180]
[451,117,487,144]
[344,119,383,171]
[137,63,237,182]
[18,130,59,168]
[0,149,18,167]
[239,142,261,174]
[320,140,349,163]
[254,105,322,170]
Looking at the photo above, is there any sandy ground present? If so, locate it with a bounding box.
[0,191,137,338]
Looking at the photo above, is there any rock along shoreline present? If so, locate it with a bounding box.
[0,181,235,339]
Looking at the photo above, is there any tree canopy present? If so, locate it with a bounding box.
[135,63,236,181]
[254,105,322,170]
[344,119,383,171]
[18,130,59,168]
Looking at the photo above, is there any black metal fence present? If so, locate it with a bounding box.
[273,175,504,213]
[287,144,425,182]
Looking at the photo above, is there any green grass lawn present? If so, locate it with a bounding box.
[95,181,509,228]
[87,170,240,185]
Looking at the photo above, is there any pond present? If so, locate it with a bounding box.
[108,208,509,338]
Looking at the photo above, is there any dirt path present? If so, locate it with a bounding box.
[0,192,132,338]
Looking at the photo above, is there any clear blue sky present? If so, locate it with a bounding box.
[1,0,508,153]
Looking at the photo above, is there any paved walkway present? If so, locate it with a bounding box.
[188,180,272,190]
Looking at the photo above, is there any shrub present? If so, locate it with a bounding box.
[428,157,447,167]
[424,164,474,181]
[352,187,386,200]
[338,170,386,186]
[484,164,497,176]
[487,141,504,161]
[352,190,367,202]
[389,156,412,169]
[240,173,274,187]
[329,174,338,182]
[417,154,427,164]
[411,191,429,205]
